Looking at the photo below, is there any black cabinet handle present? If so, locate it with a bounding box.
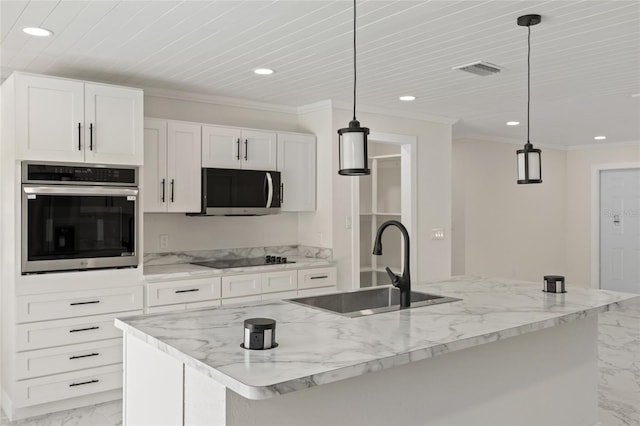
[236,138,240,160]
[69,326,100,333]
[244,139,248,161]
[78,123,82,150]
[69,352,99,360]
[89,123,93,150]
[69,379,99,387]
[70,300,100,306]
[175,288,199,294]
[170,179,175,203]
[310,275,329,280]
[161,178,166,203]
[280,183,284,204]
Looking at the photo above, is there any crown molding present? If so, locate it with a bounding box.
[455,133,640,152]
[565,140,640,151]
[297,100,333,114]
[453,133,566,150]
[331,100,459,125]
[141,86,299,114]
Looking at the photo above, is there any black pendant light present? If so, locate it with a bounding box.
[516,14,542,184]
[338,0,370,176]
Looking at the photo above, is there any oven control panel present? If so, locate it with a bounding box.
[23,163,137,185]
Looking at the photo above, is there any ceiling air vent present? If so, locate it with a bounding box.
[452,61,502,76]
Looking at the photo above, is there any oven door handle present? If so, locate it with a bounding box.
[23,186,139,197]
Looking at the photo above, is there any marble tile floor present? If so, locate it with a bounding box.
[2,302,638,426]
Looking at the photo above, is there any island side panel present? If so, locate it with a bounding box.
[184,365,227,425]
[222,316,599,426]
[124,335,183,426]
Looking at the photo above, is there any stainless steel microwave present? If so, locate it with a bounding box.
[194,168,281,216]
[21,162,139,274]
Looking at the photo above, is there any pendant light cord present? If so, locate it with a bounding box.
[353,0,357,121]
[527,25,531,144]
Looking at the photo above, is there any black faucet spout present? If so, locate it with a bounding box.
[372,220,411,308]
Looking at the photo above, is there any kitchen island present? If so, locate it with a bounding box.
[115,276,638,426]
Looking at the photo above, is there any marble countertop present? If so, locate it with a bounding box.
[143,257,335,281]
[115,276,639,400]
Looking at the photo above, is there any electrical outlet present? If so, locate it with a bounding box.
[345,216,352,229]
[159,234,169,249]
[431,228,445,240]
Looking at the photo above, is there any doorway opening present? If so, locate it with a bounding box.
[350,132,417,289]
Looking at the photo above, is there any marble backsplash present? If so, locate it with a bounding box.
[144,245,332,266]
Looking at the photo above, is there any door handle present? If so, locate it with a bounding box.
[69,352,99,360]
[265,172,273,208]
[244,139,248,161]
[161,179,166,203]
[89,123,93,150]
[171,179,175,203]
[236,138,240,160]
[78,123,82,151]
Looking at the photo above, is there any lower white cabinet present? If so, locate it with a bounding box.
[13,363,123,407]
[16,339,122,380]
[144,266,337,312]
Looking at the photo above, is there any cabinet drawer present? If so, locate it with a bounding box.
[186,299,220,310]
[298,267,337,289]
[262,271,297,294]
[221,274,262,298]
[17,286,143,323]
[147,277,221,307]
[16,339,122,380]
[14,364,122,407]
[16,311,139,351]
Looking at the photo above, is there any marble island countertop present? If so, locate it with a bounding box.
[143,256,335,280]
[115,276,639,400]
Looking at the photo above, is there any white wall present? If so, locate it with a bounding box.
[566,143,640,287]
[452,138,567,282]
[453,137,640,287]
[143,95,302,253]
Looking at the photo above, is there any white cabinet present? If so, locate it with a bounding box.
[297,267,336,290]
[221,273,262,299]
[146,277,221,307]
[277,133,316,212]
[15,73,143,165]
[143,119,201,213]
[202,126,277,170]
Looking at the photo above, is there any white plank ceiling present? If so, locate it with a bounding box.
[1,0,639,147]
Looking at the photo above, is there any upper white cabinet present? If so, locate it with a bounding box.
[202,126,276,171]
[143,119,201,213]
[277,133,316,212]
[15,73,143,165]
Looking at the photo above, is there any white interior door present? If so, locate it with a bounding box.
[600,168,640,293]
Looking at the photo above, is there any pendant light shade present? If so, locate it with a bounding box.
[516,14,543,184]
[338,119,369,175]
[338,0,370,176]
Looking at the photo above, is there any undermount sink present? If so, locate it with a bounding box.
[286,286,461,318]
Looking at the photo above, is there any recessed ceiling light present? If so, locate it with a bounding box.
[594,136,607,140]
[506,121,520,126]
[23,27,53,37]
[399,95,416,101]
[253,68,274,75]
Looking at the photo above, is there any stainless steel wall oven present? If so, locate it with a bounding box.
[21,162,139,274]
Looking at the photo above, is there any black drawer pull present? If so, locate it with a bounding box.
[70,352,99,360]
[78,122,82,150]
[175,288,199,294]
[310,275,329,280]
[69,326,100,333]
[70,300,100,306]
[69,379,99,387]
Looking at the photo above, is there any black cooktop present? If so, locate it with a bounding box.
[192,256,295,269]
